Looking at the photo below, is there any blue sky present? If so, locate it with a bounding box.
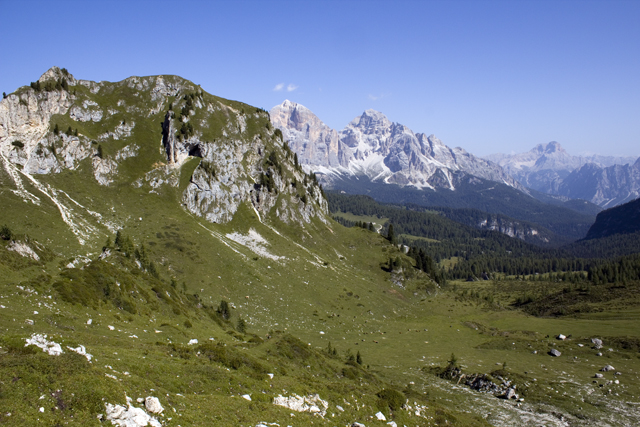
[2,0,638,157]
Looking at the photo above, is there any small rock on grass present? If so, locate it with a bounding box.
[549,349,561,357]
[145,397,163,414]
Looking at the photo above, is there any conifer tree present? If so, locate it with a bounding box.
[387,224,397,245]
[237,317,247,333]
[218,300,231,320]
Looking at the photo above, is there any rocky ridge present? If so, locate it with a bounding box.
[0,68,328,247]
[584,196,640,240]
[558,158,640,208]
[271,100,523,192]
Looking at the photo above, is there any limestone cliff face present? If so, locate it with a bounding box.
[271,101,523,192]
[177,123,328,225]
[0,69,75,174]
[270,100,348,168]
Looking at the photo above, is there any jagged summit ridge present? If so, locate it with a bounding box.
[271,101,523,191]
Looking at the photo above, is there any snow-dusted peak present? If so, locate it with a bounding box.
[271,101,523,192]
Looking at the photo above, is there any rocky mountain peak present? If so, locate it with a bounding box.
[38,66,77,85]
[350,109,391,133]
[543,141,564,154]
[271,100,318,131]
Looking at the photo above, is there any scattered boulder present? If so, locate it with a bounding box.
[601,365,615,372]
[387,422,398,427]
[375,411,386,421]
[242,394,252,401]
[592,338,603,349]
[66,344,93,362]
[549,349,562,357]
[557,334,567,340]
[465,374,500,393]
[144,397,163,414]
[594,373,604,379]
[596,352,603,357]
[351,423,366,427]
[273,394,328,417]
[105,398,161,427]
[502,388,517,400]
[25,334,63,356]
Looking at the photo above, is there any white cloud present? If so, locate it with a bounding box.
[273,83,284,91]
[286,84,298,92]
[368,92,389,101]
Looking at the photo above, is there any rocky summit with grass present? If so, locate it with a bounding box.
[1,68,640,426]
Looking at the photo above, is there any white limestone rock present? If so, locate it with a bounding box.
[7,241,40,260]
[105,399,162,427]
[273,393,328,417]
[25,333,63,356]
[144,396,163,414]
[66,344,92,362]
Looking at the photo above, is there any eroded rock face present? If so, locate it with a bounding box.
[0,84,73,168]
[180,133,328,225]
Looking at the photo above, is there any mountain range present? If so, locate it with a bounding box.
[270,100,522,192]
[272,102,639,211]
[486,142,639,208]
